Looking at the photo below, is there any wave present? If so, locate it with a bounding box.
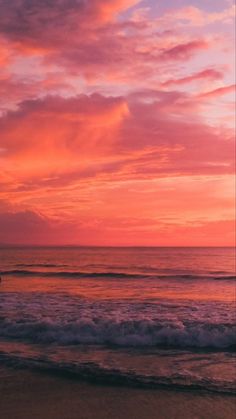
[1,269,235,280]
[1,317,235,349]
[0,269,144,279]
[0,351,235,394]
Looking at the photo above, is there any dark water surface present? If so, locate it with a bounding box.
[0,247,235,393]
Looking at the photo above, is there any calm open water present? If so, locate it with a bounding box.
[0,247,235,393]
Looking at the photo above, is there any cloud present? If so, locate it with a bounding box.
[0,89,234,245]
[162,69,223,87]
[0,209,50,244]
[199,84,235,98]
[0,208,234,246]
[0,0,213,93]
[0,207,87,245]
[0,0,139,47]
[0,38,12,65]
[0,0,234,245]
[0,92,234,192]
[156,4,236,28]
[160,40,208,61]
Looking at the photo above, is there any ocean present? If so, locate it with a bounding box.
[0,246,235,394]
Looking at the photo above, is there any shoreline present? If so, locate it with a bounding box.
[1,365,235,419]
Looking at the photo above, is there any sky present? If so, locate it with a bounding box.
[0,0,235,246]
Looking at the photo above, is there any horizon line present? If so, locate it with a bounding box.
[0,244,235,249]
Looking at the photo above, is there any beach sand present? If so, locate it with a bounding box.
[0,366,235,419]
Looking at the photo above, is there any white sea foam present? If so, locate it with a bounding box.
[1,317,236,348]
[1,292,235,349]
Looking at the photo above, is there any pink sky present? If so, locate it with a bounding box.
[0,0,235,246]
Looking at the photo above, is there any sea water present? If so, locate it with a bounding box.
[0,247,235,393]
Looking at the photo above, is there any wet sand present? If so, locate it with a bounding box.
[0,366,235,419]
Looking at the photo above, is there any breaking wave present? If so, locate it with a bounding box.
[1,317,235,349]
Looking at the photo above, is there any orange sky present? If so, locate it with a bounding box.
[0,0,235,246]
